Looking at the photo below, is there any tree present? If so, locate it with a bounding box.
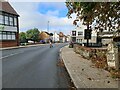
[19,32,27,43]
[26,28,40,43]
[66,2,120,36]
[49,33,53,36]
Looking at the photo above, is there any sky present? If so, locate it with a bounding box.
[9,2,78,35]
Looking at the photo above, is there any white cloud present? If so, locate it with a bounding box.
[10,2,76,35]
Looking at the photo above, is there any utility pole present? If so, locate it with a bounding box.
[87,23,89,47]
[54,31,55,43]
[47,21,49,33]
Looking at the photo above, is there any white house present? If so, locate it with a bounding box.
[71,26,97,44]
[98,29,119,46]
[52,32,59,42]
[66,35,71,42]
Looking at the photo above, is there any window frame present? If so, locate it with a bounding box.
[72,31,76,36]
[78,32,83,36]
[0,31,16,41]
[0,12,18,27]
[4,15,9,25]
[9,16,14,26]
[0,14,4,24]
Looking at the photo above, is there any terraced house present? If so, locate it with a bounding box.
[0,1,19,47]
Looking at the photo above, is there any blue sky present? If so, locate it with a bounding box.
[10,2,76,35]
[38,2,68,17]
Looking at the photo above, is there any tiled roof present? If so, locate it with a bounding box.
[0,1,19,16]
[59,32,64,37]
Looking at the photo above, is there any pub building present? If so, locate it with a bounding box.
[0,1,19,47]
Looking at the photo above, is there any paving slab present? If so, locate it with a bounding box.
[60,45,119,89]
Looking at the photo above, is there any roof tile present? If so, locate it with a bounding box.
[0,1,19,16]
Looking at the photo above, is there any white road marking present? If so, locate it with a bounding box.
[0,52,24,59]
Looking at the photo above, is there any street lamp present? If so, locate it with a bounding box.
[47,21,49,33]
[54,31,55,43]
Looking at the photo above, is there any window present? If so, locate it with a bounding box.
[0,31,16,40]
[77,39,79,43]
[1,13,17,27]
[2,32,7,40]
[9,17,14,26]
[11,32,16,40]
[5,15,9,25]
[80,39,82,43]
[78,32,83,36]
[14,17,17,26]
[72,31,76,36]
[0,15,3,24]
[7,32,12,40]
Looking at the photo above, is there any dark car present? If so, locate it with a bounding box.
[40,40,45,44]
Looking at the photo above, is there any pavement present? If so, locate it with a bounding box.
[0,44,47,50]
[60,45,120,89]
[0,43,63,50]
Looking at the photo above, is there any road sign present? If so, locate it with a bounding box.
[84,29,92,39]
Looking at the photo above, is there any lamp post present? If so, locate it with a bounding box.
[47,21,49,33]
[54,31,55,43]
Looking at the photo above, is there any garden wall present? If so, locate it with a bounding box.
[73,44,108,69]
[73,44,120,78]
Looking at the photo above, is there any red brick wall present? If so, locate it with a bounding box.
[16,32,19,46]
[0,40,18,48]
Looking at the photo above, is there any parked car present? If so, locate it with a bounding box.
[40,40,45,44]
[20,43,27,46]
[28,40,34,43]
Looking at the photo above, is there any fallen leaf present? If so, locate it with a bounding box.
[107,81,110,83]
[88,78,92,80]
[82,69,84,71]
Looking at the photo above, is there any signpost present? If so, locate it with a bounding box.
[84,29,92,46]
[84,29,91,39]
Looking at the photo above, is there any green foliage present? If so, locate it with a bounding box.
[26,28,40,42]
[66,2,120,35]
[49,33,53,36]
[19,32,26,43]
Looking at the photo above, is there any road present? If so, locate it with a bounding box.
[1,43,69,88]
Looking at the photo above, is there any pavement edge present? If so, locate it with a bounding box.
[0,44,47,51]
[59,45,77,89]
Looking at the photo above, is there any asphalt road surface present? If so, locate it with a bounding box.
[1,43,70,88]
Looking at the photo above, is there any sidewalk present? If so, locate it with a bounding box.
[60,45,119,89]
[0,43,63,50]
[0,44,47,50]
